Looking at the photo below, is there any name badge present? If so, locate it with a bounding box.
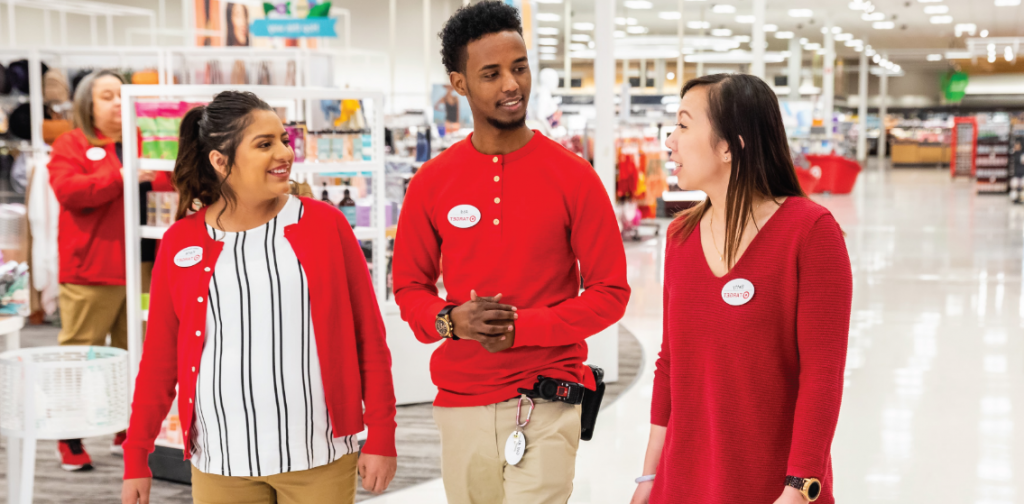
[174,246,203,268]
[86,147,106,161]
[448,204,481,229]
[721,278,754,306]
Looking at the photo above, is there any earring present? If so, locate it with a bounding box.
[192,198,203,210]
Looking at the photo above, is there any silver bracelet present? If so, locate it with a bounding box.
[635,474,656,484]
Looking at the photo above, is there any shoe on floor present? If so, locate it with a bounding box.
[111,431,127,456]
[56,439,94,472]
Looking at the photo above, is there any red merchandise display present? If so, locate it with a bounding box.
[951,117,978,178]
[805,155,861,195]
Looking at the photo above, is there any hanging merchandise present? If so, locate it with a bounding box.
[258,61,273,85]
[0,108,7,135]
[7,60,50,94]
[131,70,160,85]
[8,104,31,141]
[42,69,70,104]
[285,60,296,86]
[231,60,248,85]
[0,63,10,95]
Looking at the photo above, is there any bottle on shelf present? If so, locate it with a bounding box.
[321,182,333,204]
[339,189,357,228]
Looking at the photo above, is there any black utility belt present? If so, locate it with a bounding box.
[516,365,606,441]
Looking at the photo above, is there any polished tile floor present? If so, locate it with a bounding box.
[369,165,1024,503]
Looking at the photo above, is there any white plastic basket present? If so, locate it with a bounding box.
[0,346,129,440]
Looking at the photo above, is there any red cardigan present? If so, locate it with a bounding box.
[652,197,851,503]
[48,128,172,285]
[123,198,397,479]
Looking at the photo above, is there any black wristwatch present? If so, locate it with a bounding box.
[435,305,459,340]
[785,476,821,502]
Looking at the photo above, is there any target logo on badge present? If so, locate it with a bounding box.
[174,246,203,268]
[448,205,481,229]
[721,278,755,306]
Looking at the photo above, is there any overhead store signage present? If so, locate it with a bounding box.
[251,18,337,38]
[942,71,969,103]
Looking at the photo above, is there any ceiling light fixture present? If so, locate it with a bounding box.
[924,5,949,13]
[626,25,649,34]
[775,31,795,39]
[988,53,997,62]
[538,27,559,35]
[711,28,733,36]
[855,46,864,52]
[954,23,977,36]
[1005,46,1014,61]
[995,0,1021,6]
[763,24,778,32]
[872,54,881,63]
[540,54,557,61]
[571,33,590,42]
[658,12,682,20]
[712,4,737,14]
[536,13,561,22]
[835,33,853,41]
[537,0,563,3]
[734,35,752,42]
[800,38,808,44]
[981,29,989,37]
[667,72,676,80]
[805,42,822,50]
[573,22,594,30]
[687,20,711,30]
[539,38,559,46]
[873,21,895,29]
[539,46,558,54]
[624,0,654,8]
[866,48,876,56]
[735,15,755,23]
[862,12,885,21]
[614,30,627,38]
[570,43,588,51]
[926,54,942,61]
[788,9,814,17]
[917,0,942,3]
[929,15,953,24]
[845,39,863,47]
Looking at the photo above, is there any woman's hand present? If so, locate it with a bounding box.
[138,170,158,183]
[121,477,152,504]
[629,481,654,504]
[357,453,397,494]
[772,486,809,504]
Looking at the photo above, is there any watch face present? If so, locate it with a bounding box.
[808,481,821,500]
[436,318,450,337]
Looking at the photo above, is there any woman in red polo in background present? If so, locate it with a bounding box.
[47,70,172,471]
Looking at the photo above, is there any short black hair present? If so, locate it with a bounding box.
[440,1,523,75]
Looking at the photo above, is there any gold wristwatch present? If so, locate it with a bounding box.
[785,476,821,502]
[435,305,459,340]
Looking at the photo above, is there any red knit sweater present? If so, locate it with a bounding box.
[651,197,851,503]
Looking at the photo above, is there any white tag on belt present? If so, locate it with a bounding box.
[505,395,534,466]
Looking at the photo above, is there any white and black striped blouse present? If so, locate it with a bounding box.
[191,195,357,477]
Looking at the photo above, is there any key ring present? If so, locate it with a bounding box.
[516,395,535,429]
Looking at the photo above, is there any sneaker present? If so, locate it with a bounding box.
[111,431,127,456]
[56,439,94,472]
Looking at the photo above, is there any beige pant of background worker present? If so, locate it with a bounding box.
[434,397,582,504]
[57,263,153,348]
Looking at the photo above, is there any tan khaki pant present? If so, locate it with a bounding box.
[434,397,582,504]
[57,283,128,350]
[191,452,358,504]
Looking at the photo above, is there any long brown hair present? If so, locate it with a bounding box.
[173,90,272,221]
[670,74,805,267]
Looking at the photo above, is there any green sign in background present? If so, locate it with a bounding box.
[942,71,969,102]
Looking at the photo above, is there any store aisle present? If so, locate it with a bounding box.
[370,166,1024,503]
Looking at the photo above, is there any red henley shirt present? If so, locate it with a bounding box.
[393,131,630,407]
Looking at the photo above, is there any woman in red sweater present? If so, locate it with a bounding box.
[121,91,397,504]
[631,74,852,504]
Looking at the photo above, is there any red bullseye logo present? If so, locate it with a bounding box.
[721,278,755,306]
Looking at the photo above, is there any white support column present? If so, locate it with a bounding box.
[787,37,802,100]
[7,0,16,47]
[676,0,684,88]
[856,49,869,162]
[60,11,68,46]
[90,15,99,46]
[424,0,432,113]
[640,59,647,89]
[564,0,572,91]
[751,0,766,79]
[594,0,616,200]
[877,54,889,166]
[696,7,706,77]
[43,10,53,46]
[621,58,631,120]
[390,0,397,112]
[822,25,835,134]
[107,14,115,45]
[655,58,666,93]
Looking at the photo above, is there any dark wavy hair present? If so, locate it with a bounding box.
[439,1,522,74]
[173,90,273,221]
[671,74,806,267]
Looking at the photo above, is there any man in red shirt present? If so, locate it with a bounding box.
[392,3,629,503]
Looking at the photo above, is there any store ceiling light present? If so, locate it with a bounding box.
[835,33,853,41]
[800,37,809,44]
[929,15,953,24]
[988,53,997,62]
[573,22,595,31]
[588,41,595,48]
[763,24,778,32]
[954,23,976,36]
[995,0,1021,6]
[627,25,649,34]
[539,46,558,54]
[873,21,895,29]
[536,13,561,22]
[712,4,737,14]
[735,15,755,23]
[775,31,795,39]
[833,26,843,34]
[687,20,711,29]
[614,30,627,38]
[540,54,557,61]
[539,37,559,46]
[734,35,752,43]
[855,45,864,52]
[571,33,591,42]
[981,29,990,37]
[872,54,881,63]
[917,0,942,3]
[570,43,588,51]
[987,42,996,52]
[926,53,943,61]
[924,5,949,13]
[1005,46,1014,61]
[862,12,885,21]
[805,42,822,50]
[658,11,682,20]
[536,0,563,3]
[817,48,827,55]
[788,9,814,18]
[537,27,559,36]
[624,0,654,8]
[866,48,876,56]
[845,39,863,47]
[712,28,733,36]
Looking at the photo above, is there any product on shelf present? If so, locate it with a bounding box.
[338,188,356,228]
[136,101,205,160]
[147,191,179,226]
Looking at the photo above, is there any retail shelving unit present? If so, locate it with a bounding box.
[951,117,978,179]
[120,85,388,398]
[975,119,1012,195]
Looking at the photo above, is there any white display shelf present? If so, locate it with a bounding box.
[139,158,380,174]
[141,224,380,241]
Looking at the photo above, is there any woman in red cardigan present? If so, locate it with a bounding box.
[631,74,852,504]
[47,69,173,471]
[121,91,397,504]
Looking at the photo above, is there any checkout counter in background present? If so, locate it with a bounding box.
[888,124,953,168]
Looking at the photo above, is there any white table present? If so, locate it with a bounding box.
[0,315,22,352]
